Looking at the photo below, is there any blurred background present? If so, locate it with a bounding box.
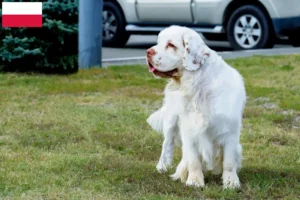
[1,0,300,72]
[102,0,300,59]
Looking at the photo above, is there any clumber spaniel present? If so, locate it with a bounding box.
[146,26,246,189]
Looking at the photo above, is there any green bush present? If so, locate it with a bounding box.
[0,0,78,72]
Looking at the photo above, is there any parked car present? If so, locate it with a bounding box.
[102,0,300,50]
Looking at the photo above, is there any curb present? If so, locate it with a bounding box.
[102,47,300,67]
[102,56,146,68]
[218,47,300,59]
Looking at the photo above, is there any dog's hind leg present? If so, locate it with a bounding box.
[222,136,242,189]
[170,158,188,183]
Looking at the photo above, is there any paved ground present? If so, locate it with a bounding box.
[102,35,300,67]
[102,34,292,59]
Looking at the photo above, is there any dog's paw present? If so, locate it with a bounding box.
[222,172,241,189]
[223,179,240,189]
[156,160,170,173]
[170,160,188,182]
[185,176,205,188]
[170,170,188,183]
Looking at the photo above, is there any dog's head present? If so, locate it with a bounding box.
[146,26,210,78]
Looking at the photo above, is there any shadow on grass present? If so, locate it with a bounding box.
[97,153,300,199]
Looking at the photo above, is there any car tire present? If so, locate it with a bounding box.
[102,2,130,47]
[227,5,273,50]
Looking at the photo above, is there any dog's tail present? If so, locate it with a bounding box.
[146,109,164,134]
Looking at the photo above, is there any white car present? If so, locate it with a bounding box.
[102,0,300,50]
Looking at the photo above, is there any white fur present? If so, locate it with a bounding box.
[146,26,246,189]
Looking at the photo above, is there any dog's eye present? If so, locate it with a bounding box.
[167,43,177,49]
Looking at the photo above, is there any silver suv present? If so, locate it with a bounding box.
[102,0,300,50]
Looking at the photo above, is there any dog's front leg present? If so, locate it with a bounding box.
[181,135,205,187]
[156,114,178,173]
[178,113,206,188]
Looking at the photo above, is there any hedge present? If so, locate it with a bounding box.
[0,0,78,72]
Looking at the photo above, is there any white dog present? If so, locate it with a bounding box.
[146,26,246,189]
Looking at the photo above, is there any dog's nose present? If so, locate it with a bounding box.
[146,48,156,56]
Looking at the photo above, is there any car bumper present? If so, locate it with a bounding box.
[272,16,300,36]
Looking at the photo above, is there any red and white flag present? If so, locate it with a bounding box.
[2,2,42,28]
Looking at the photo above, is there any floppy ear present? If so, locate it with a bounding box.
[182,33,210,71]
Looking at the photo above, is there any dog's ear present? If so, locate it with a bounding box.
[182,33,210,71]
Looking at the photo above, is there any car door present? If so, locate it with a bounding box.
[136,0,192,23]
[192,0,231,25]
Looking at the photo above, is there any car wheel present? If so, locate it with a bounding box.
[227,5,273,50]
[102,2,130,47]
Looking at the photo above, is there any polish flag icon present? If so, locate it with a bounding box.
[2,2,43,28]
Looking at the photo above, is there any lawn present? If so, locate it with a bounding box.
[0,55,299,200]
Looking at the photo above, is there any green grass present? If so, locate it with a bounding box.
[0,55,300,200]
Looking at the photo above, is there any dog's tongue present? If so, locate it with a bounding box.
[149,66,156,72]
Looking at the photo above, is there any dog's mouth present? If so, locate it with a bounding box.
[148,61,156,73]
[148,61,178,78]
